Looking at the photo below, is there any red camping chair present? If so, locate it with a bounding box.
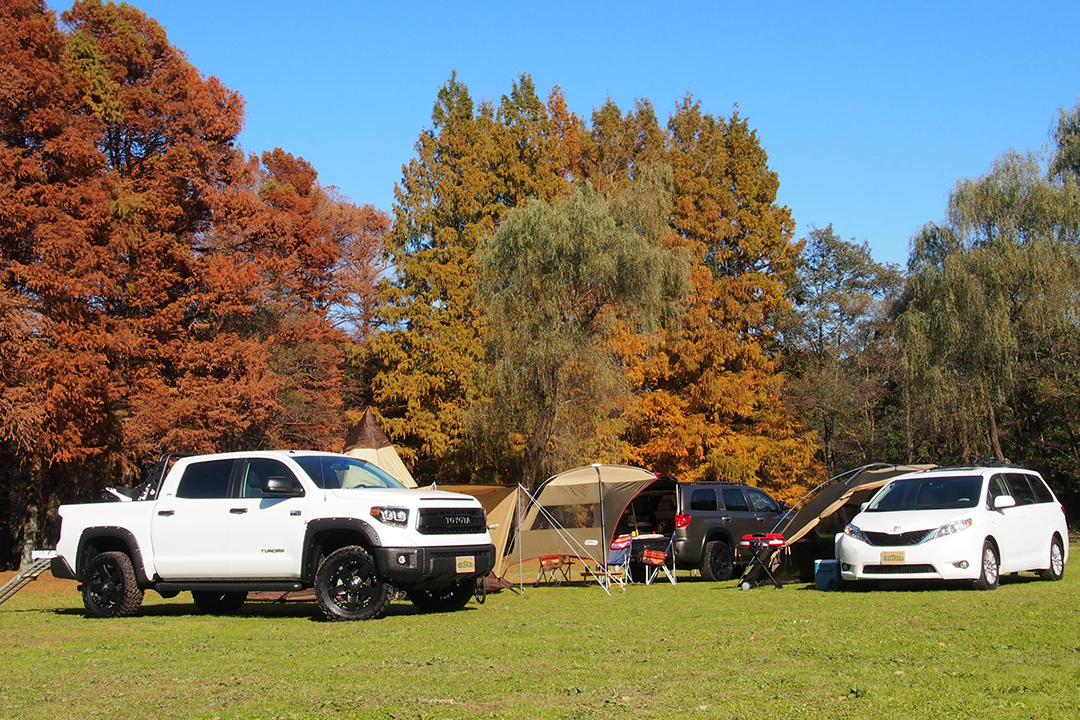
[738,533,786,589]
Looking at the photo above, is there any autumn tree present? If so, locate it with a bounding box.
[620,99,819,501]
[370,72,577,482]
[473,171,688,488]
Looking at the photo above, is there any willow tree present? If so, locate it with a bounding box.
[897,149,1080,465]
[473,170,688,488]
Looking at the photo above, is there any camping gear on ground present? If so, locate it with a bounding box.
[535,555,575,585]
[738,533,787,589]
[814,559,841,590]
[342,409,418,487]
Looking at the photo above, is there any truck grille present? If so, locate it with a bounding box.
[864,529,932,546]
[417,508,487,535]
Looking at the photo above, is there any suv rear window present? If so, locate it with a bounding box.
[690,489,717,511]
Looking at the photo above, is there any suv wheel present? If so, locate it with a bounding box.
[192,591,248,614]
[82,551,144,618]
[315,545,391,621]
[407,580,474,613]
[701,539,734,581]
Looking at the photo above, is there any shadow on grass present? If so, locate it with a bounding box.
[46,597,483,621]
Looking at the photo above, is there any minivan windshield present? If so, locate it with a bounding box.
[867,475,982,512]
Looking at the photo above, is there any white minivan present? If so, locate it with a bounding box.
[835,465,1068,589]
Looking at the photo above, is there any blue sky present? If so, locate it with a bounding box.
[53,1,1080,267]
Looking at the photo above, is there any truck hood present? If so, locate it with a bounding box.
[326,487,481,507]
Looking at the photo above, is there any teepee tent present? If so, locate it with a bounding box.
[342,409,417,488]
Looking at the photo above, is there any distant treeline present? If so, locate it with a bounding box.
[2,0,1079,566]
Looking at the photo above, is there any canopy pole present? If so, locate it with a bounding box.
[595,464,607,588]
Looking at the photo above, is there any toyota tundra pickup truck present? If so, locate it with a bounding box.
[51,450,495,621]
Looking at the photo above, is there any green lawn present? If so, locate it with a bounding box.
[2,552,1079,720]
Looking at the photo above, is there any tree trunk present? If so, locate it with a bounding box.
[981,374,1005,462]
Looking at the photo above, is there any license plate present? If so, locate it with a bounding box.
[881,551,905,564]
[456,556,475,573]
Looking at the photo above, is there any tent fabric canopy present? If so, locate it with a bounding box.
[342,409,417,488]
[515,464,672,567]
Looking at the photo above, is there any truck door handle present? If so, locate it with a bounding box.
[157,510,174,516]
[230,508,248,514]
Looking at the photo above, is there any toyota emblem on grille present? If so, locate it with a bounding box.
[445,515,471,526]
[891,526,901,532]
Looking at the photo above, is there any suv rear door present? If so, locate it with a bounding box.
[720,488,763,557]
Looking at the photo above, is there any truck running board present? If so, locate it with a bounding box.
[155,581,306,594]
[0,556,53,607]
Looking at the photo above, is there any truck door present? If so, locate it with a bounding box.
[150,458,235,579]
[225,457,309,578]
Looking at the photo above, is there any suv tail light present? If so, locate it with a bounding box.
[674,514,690,529]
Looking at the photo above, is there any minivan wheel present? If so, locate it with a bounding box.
[973,541,999,590]
[1041,536,1065,581]
[700,540,734,581]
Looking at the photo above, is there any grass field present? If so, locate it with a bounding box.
[2,552,1079,720]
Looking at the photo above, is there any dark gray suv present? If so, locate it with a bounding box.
[672,482,787,581]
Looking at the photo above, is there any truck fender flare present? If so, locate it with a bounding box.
[76,526,152,585]
[302,518,382,582]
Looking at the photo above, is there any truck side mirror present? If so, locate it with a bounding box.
[263,476,304,497]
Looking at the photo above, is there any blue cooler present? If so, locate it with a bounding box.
[814,559,841,591]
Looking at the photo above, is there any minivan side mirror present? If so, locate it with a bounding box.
[993,495,1016,510]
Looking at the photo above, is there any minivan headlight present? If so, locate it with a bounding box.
[844,524,869,544]
[929,517,972,541]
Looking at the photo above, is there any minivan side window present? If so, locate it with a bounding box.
[1004,473,1037,506]
[1026,475,1055,504]
[176,459,234,499]
[986,475,1010,509]
[721,488,749,512]
[690,489,717,512]
[747,489,779,514]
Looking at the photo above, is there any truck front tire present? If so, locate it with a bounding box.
[82,551,144,618]
[315,545,392,621]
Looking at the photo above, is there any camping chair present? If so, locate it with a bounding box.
[535,555,574,586]
[604,534,632,589]
[640,535,678,586]
[738,533,786,589]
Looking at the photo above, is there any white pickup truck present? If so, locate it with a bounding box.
[51,450,495,621]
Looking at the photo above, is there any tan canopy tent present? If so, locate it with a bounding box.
[510,465,676,586]
[342,409,417,488]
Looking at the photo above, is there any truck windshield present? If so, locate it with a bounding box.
[294,455,406,490]
[867,475,982,512]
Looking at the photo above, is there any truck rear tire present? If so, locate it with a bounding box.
[315,545,391,621]
[407,580,474,613]
[82,551,144,618]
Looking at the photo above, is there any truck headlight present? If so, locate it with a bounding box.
[370,507,409,528]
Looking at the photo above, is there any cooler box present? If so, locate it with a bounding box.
[814,559,841,591]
